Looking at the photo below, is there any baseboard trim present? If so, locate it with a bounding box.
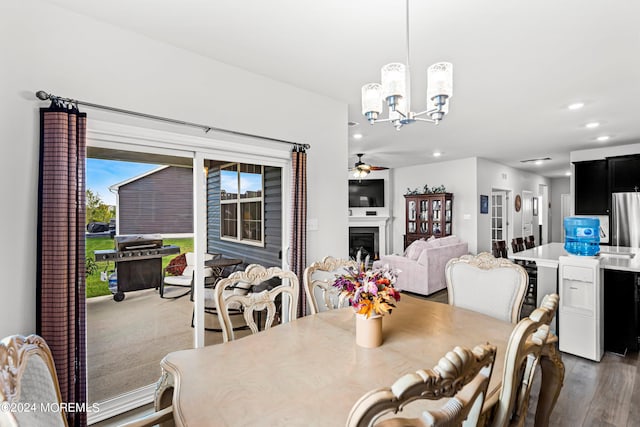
[88,384,155,425]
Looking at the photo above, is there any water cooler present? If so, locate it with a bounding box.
[558,216,603,361]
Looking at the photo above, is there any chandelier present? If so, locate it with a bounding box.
[361,0,453,130]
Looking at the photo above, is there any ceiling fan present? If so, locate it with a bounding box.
[351,153,389,178]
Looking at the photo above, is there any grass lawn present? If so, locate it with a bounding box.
[85,237,194,298]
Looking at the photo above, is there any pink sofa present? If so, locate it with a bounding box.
[373,236,468,296]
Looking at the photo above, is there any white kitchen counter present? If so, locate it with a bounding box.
[510,242,640,273]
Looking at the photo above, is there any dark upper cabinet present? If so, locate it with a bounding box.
[575,160,609,214]
[609,155,640,193]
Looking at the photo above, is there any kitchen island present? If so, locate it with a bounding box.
[511,242,640,358]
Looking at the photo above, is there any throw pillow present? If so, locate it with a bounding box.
[166,253,187,276]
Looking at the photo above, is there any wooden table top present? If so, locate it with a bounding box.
[161,295,515,426]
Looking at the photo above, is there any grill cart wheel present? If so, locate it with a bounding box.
[113,292,125,302]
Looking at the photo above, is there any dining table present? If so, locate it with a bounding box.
[156,294,557,426]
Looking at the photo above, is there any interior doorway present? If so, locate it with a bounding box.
[491,190,511,250]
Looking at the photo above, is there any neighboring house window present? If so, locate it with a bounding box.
[220,163,264,246]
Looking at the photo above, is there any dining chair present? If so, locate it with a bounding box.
[214,264,300,342]
[446,252,528,324]
[492,240,508,258]
[304,256,357,314]
[527,294,564,427]
[0,334,68,427]
[511,237,525,253]
[524,235,536,249]
[481,313,551,427]
[346,343,497,427]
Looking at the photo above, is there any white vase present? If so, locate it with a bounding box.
[355,313,383,348]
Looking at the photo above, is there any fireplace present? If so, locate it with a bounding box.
[349,227,379,260]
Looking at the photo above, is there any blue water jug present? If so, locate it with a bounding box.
[108,271,118,294]
[564,216,600,256]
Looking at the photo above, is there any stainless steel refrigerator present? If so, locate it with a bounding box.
[611,192,640,248]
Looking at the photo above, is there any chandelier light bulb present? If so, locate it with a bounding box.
[427,62,453,100]
[361,83,383,118]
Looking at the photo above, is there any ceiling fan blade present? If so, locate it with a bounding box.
[369,166,389,170]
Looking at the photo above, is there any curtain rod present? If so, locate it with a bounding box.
[35,91,311,150]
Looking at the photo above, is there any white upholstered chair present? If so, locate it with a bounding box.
[303,256,357,314]
[160,252,218,299]
[346,343,497,427]
[0,334,68,427]
[214,264,299,342]
[445,252,528,324]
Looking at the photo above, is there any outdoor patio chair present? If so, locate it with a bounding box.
[160,252,219,299]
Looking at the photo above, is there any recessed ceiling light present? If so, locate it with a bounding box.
[565,171,572,176]
[520,157,551,164]
[433,151,442,157]
[568,102,584,110]
[596,135,610,142]
[535,160,544,166]
[353,133,363,140]
[585,122,600,129]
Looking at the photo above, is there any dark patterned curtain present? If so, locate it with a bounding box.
[290,146,307,317]
[37,100,87,427]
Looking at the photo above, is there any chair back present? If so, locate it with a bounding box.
[304,256,357,314]
[492,240,508,258]
[0,335,68,427]
[446,253,527,323]
[524,235,535,249]
[511,237,525,253]
[489,317,550,427]
[183,252,217,278]
[214,264,299,342]
[346,344,497,427]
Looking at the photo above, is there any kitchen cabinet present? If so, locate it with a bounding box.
[603,269,639,354]
[574,160,609,215]
[609,155,640,193]
[404,193,453,248]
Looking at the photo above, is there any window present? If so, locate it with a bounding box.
[220,163,264,245]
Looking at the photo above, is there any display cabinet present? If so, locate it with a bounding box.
[404,193,453,248]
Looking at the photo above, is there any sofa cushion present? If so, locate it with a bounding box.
[404,239,426,260]
[437,235,460,246]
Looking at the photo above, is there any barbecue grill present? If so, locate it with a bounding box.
[94,234,180,301]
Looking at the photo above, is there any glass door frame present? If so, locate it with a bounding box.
[86,118,293,422]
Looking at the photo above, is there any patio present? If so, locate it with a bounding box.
[87,286,252,403]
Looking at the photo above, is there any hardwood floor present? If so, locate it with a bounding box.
[526,350,640,427]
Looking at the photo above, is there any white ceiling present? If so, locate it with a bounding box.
[44,0,640,177]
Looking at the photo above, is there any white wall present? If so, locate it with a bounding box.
[390,158,478,254]
[476,158,550,253]
[0,0,348,338]
[549,177,570,242]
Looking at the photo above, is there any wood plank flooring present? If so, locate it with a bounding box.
[526,350,640,427]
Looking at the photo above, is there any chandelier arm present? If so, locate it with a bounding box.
[368,117,395,124]
[413,117,437,123]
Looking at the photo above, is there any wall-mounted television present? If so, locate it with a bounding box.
[349,179,385,207]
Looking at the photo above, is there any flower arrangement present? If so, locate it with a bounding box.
[333,264,400,318]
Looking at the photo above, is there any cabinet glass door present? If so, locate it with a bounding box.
[407,200,416,233]
[432,199,442,235]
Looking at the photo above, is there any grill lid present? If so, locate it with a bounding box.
[115,234,163,251]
